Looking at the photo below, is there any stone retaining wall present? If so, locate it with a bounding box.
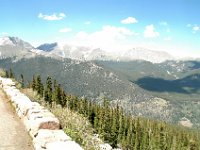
[0,77,83,150]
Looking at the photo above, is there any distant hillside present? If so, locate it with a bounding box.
[2,57,152,101]
[0,56,182,124]
[97,60,200,127]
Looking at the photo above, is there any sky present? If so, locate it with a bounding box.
[0,0,200,57]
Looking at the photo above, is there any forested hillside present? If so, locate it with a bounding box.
[3,70,200,150]
[0,57,152,102]
[98,60,200,127]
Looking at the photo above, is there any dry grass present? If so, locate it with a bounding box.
[50,105,103,150]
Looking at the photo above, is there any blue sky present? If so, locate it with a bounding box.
[0,0,200,57]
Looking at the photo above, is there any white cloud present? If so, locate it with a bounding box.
[121,17,138,24]
[187,24,199,33]
[84,21,91,25]
[38,13,66,21]
[76,31,88,39]
[59,28,72,33]
[193,25,199,31]
[66,25,137,51]
[76,25,134,41]
[144,24,160,38]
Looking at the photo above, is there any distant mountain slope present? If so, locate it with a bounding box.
[37,42,175,63]
[97,60,200,82]
[0,36,34,59]
[0,56,179,124]
[97,60,200,127]
[97,60,200,98]
[0,36,177,63]
[0,56,153,102]
[0,36,33,49]
[119,47,174,63]
[37,43,58,52]
[37,43,113,60]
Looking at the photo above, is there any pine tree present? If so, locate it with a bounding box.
[60,87,66,107]
[9,68,14,78]
[55,84,62,105]
[53,79,57,89]
[32,75,36,91]
[35,75,43,97]
[88,102,96,125]
[94,105,100,130]
[44,76,53,103]
[39,82,44,97]
[117,113,124,144]
[46,76,52,92]
[20,74,25,88]
[5,70,9,78]
[110,113,118,147]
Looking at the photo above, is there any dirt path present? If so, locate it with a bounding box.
[0,90,34,150]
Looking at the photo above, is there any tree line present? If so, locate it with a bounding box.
[6,71,200,149]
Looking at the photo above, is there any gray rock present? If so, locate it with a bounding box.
[46,141,83,150]
[29,117,60,137]
[33,129,71,148]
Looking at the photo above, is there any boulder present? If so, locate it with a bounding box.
[99,143,112,150]
[34,143,46,150]
[1,78,15,86]
[14,98,33,117]
[10,94,31,108]
[27,111,55,120]
[23,117,32,131]
[46,141,83,150]
[3,86,19,94]
[29,117,60,137]
[33,129,71,148]
[25,103,46,118]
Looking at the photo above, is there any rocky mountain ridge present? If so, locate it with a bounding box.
[36,42,175,63]
[0,36,177,63]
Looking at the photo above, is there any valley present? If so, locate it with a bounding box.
[0,36,200,128]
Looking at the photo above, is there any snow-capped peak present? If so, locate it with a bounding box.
[0,36,33,49]
[119,47,175,63]
[36,41,176,63]
[0,36,15,46]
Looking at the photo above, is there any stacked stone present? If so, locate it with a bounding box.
[0,77,83,150]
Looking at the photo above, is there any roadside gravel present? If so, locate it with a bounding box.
[0,90,34,150]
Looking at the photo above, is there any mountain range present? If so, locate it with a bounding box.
[0,36,200,127]
[0,36,177,63]
[35,42,175,63]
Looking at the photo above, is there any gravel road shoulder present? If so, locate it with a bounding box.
[0,89,34,150]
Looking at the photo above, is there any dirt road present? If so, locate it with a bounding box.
[0,90,34,150]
